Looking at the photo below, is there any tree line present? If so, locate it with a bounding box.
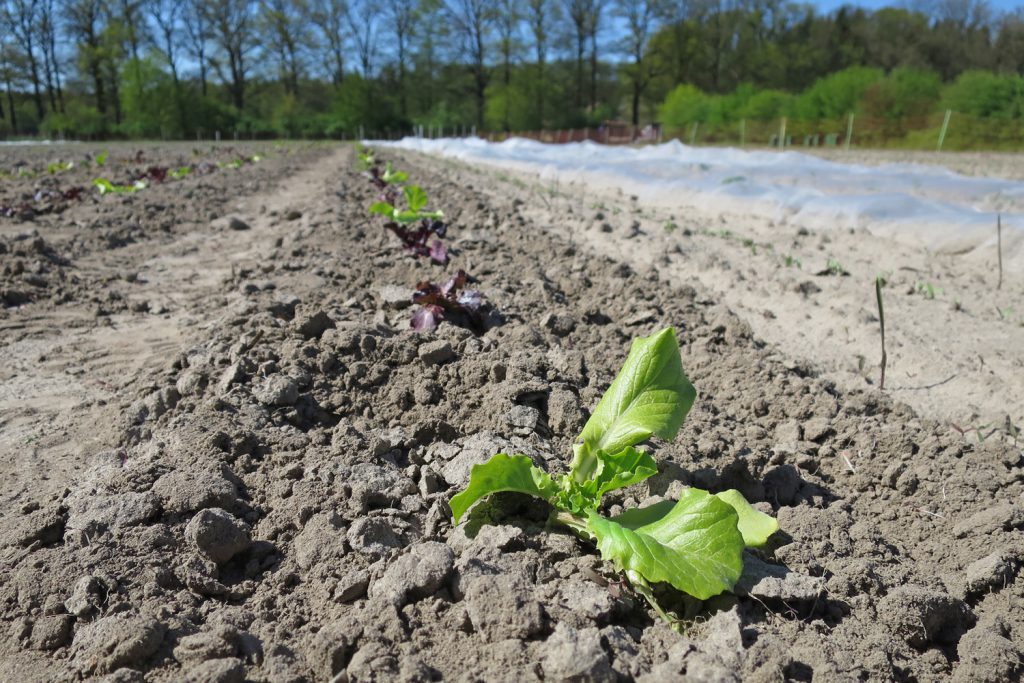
[1,0,1023,140]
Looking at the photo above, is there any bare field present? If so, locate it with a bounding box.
[0,142,1021,682]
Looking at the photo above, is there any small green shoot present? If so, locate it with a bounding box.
[370,185,444,224]
[663,221,678,234]
[915,282,940,299]
[357,146,376,169]
[93,178,145,194]
[450,328,779,625]
[382,162,408,185]
[821,258,849,276]
[169,167,193,180]
[95,151,109,167]
[782,254,802,269]
[47,161,74,174]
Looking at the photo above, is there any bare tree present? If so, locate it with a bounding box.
[564,0,595,108]
[526,0,551,126]
[183,0,212,96]
[39,0,64,113]
[414,0,449,113]
[3,0,45,120]
[151,0,186,131]
[309,0,346,85]
[586,0,603,108]
[494,0,520,130]
[447,0,493,130]
[615,0,664,124]
[0,29,16,130]
[63,0,108,116]
[119,0,147,111]
[119,0,146,63]
[995,9,1024,75]
[933,0,991,30]
[202,0,257,110]
[261,0,307,96]
[385,0,417,117]
[347,0,378,78]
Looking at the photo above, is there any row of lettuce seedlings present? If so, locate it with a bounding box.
[359,147,487,333]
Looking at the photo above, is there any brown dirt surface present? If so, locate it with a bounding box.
[0,142,1021,682]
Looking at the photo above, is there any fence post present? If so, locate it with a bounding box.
[779,117,787,149]
[937,109,952,151]
[689,122,699,145]
[740,119,746,147]
[845,113,854,151]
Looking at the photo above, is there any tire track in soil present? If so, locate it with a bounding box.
[1,146,1021,682]
[0,146,349,516]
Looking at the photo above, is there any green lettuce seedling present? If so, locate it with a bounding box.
[47,160,74,174]
[93,178,145,194]
[357,146,376,169]
[381,162,408,185]
[450,328,778,624]
[370,185,443,224]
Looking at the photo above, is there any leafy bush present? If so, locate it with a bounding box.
[942,71,1024,119]
[659,84,715,126]
[861,68,940,120]
[794,66,883,120]
[41,103,106,139]
[738,89,792,121]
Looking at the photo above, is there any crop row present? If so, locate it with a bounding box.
[359,146,780,629]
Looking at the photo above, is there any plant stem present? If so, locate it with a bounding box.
[551,511,681,631]
[551,510,592,540]
[626,570,682,632]
[997,214,1003,290]
[876,277,886,390]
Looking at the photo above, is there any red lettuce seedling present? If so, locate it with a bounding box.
[411,269,486,333]
[370,185,449,264]
[1,186,87,219]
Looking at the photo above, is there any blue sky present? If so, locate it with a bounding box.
[813,0,1021,12]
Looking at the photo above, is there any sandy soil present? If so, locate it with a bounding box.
[0,143,1021,682]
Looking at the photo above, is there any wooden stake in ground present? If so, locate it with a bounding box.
[876,277,887,390]
[998,214,1003,290]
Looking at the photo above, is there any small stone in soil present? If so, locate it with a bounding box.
[29,614,73,650]
[367,541,454,607]
[463,573,545,642]
[181,657,245,683]
[185,508,251,564]
[253,374,299,406]
[418,340,455,365]
[877,586,973,649]
[540,623,616,682]
[72,612,166,675]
